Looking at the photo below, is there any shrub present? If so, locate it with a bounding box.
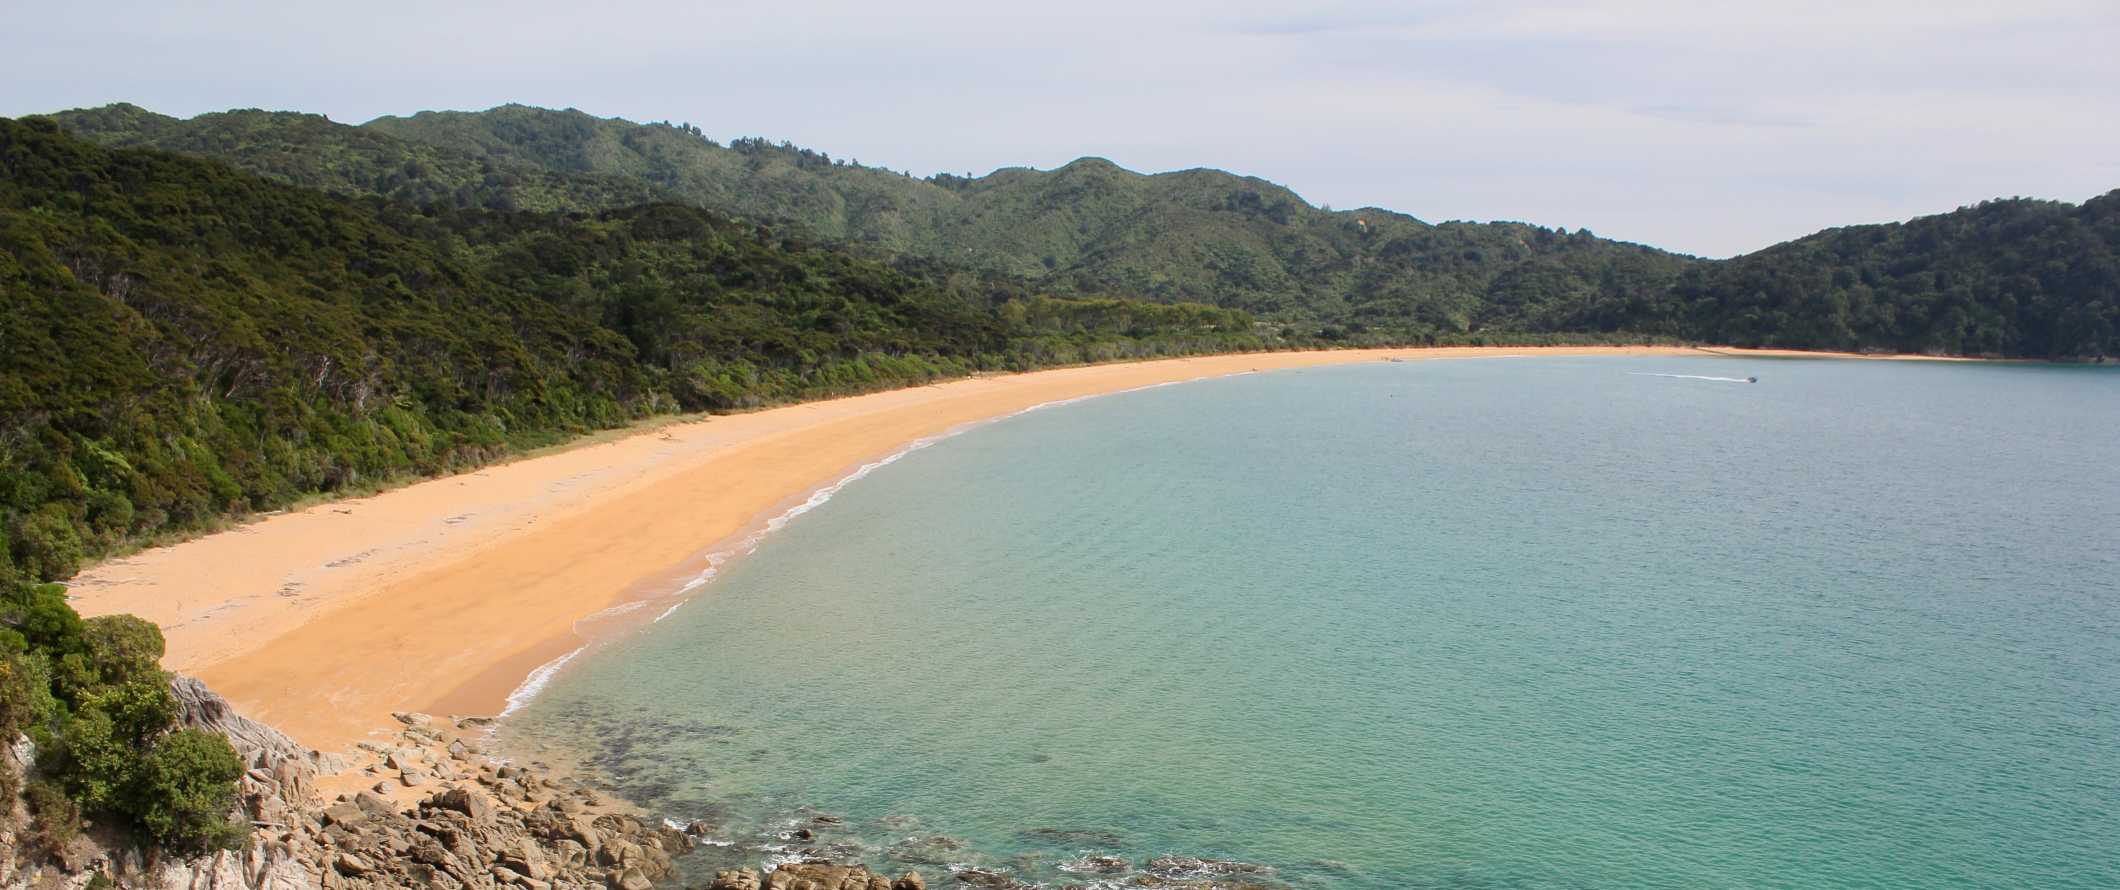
[127,729,248,853]
[8,508,83,582]
[0,651,57,740]
[23,779,80,857]
[81,616,164,688]
[0,582,84,659]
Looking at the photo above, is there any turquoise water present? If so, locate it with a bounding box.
[498,356,2120,888]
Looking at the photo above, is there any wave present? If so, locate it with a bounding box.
[1628,372,1754,383]
[498,645,587,717]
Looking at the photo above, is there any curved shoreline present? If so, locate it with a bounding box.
[63,345,1911,753]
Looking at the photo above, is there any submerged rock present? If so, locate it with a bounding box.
[1058,854,1131,874]
[1144,855,1277,879]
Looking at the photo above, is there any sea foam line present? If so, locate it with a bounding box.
[495,368,1253,717]
[498,645,586,718]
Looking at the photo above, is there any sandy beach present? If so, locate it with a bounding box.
[63,345,1919,752]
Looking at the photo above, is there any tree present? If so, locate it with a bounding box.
[127,729,249,853]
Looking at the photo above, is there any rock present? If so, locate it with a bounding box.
[951,869,1029,889]
[764,863,892,890]
[321,801,367,827]
[610,867,656,890]
[394,711,435,727]
[401,766,429,787]
[1060,855,1130,874]
[892,872,926,890]
[170,674,351,776]
[449,739,470,760]
[500,839,552,880]
[1144,855,1276,878]
[355,790,394,816]
[711,869,763,890]
[334,852,374,875]
[428,787,494,823]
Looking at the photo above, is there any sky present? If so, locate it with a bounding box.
[4,0,2116,257]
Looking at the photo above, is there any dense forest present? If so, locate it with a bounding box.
[1619,196,2120,358]
[43,104,2120,359]
[51,105,1699,332]
[0,117,1269,587]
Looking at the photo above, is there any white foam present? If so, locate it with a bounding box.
[1629,372,1754,383]
[498,645,586,717]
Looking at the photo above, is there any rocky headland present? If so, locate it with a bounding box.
[3,678,1288,890]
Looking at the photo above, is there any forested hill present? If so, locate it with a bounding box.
[44,104,2119,359]
[0,117,1265,584]
[1646,194,2120,358]
[46,104,1698,333]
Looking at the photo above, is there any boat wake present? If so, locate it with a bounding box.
[1629,372,1755,383]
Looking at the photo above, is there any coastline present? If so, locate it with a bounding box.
[62,344,1934,753]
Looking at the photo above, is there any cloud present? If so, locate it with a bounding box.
[2,0,2114,257]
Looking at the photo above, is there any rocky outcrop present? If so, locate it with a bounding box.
[1,682,693,890]
[5,678,1292,890]
[704,864,924,890]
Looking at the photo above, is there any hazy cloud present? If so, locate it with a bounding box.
[4,0,2115,256]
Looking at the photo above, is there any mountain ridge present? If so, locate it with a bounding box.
[27,102,2120,360]
[49,103,1695,332]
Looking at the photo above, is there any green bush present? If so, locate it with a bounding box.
[0,575,248,856]
[127,729,248,853]
[23,779,80,856]
[0,651,57,740]
[80,616,164,688]
[7,508,83,582]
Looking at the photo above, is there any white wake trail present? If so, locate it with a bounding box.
[1628,372,1754,383]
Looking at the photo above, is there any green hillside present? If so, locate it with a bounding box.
[0,118,1265,584]
[43,103,668,213]
[1645,195,2120,357]
[50,104,1697,333]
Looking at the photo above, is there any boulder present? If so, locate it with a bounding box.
[320,801,367,827]
[711,869,764,890]
[428,787,494,823]
[763,862,892,890]
[355,790,395,816]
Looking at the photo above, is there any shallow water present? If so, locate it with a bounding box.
[497,356,2120,888]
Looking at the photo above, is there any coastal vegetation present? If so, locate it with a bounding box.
[0,118,1263,584]
[0,573,247,854]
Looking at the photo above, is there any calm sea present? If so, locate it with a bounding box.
[496,356,2120,888]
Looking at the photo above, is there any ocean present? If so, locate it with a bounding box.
[494,355,2120,888]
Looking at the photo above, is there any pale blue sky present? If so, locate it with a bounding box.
[5,0,2116,257]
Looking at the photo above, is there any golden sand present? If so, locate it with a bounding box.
[65,345,1931,752]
